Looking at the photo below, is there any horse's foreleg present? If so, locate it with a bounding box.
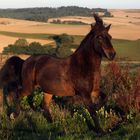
[42,93,53,123]
[83,97,105,134]
[86,104,105,134]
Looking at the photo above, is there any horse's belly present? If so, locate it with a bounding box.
[39,79,75,96]
[36,62,74,96]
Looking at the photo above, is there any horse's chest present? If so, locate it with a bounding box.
[74,75,93,94]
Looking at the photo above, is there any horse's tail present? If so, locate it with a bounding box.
[0,56,24,88]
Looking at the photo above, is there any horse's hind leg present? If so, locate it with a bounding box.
[87,104,105,134]
[14,80,34,117]
[42,93,53,122]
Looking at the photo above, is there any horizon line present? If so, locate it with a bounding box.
[0,6,140,10]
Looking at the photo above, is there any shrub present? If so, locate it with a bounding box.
[14,38,28,47]
[3,39,53,55]
[52,33,74,47]
[101,62,140,118]
[50,20,88,25]
[21,88,43,110]
[3,35,74,56]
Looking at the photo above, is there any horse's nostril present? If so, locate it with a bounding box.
[109,52,116,60]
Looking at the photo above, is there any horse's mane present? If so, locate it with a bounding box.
[74,30,94,54]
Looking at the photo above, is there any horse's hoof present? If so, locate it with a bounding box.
[96,129,107,136]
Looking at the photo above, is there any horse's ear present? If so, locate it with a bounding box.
[93,14,103,25]
[106,24,111,32]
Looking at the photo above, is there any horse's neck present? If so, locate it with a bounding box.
[71,33,102,72]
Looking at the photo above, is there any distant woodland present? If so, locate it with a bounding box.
[0,6,112,22]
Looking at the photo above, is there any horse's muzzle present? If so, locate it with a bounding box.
[109,52,116,60]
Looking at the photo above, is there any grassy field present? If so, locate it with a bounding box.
[112,39,140,61]
[0,31,53,40]
[0,110,140,140]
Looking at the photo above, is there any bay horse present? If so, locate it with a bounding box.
[17,14,116,133]
[0,14,116,133]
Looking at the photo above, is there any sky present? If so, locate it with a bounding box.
[0,0,140,9]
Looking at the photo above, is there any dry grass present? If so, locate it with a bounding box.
[48,9,140,40]
[0,9,139,39]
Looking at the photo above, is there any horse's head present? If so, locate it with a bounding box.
[91,14,116,60]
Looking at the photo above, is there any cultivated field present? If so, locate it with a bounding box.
[0,9,140,53]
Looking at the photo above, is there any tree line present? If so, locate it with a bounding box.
[0,6,112,22]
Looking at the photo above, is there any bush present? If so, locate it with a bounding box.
[50,34,74,56]
[50,20,88,25]
[101,62,140,117]
[52,33,74,47]
[3,35,74,56]
[21,88,43,110]
[103,11,113,17]
[3,39,53,55]
[14,38,28,47]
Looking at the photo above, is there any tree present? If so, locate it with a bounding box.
[52,34,74,56]
[14,38,28,47]
[104,11,113,17]
[27,42,44,54]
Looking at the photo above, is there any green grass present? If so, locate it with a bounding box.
[0,31,140,61]
[0,31,54,40]
[112,39,140,61]
[0,109,140,140]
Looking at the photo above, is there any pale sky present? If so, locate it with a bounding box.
[0,0,140,9]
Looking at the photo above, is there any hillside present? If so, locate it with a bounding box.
[0,9,139,60]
